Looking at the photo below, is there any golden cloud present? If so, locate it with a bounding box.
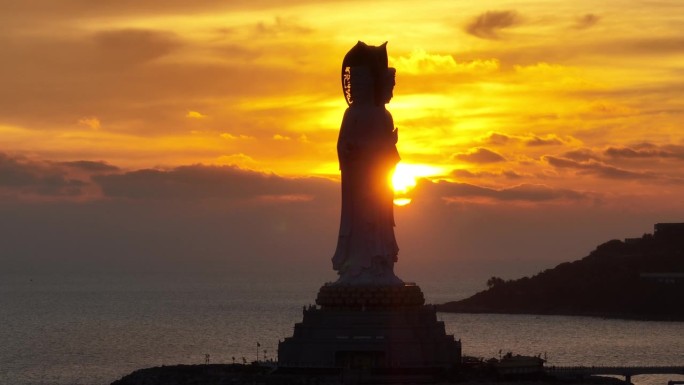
[480,132,578,147]
[219,133,254,140]
[78,117,101,130]
[186,111,207,119]
[453,148,506,163]
[391,50,499,75]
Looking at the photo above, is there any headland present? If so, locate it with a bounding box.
[438,223,684,321]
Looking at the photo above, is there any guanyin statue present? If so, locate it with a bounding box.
[332,41,403,286]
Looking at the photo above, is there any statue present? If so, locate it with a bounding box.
[332,41,403,286]
[279,42,462,369]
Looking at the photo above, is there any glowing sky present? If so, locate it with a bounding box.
[1,0,684,281]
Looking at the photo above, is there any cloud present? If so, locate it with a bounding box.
[0,153,86,196]
[421,179,591,203]
[0,29,187,130]
[2,155,682,285]
[253,17,313,37]
[92,164,335,201]
[391,50,499,75]
[58,160,120,173]
[220,133,253,140]
[215,153,260,169]
[465,10,521,40]
[0,162,342,278]
[92,29,183,67]
[186,111,207,119]
[0,18,340,138]
[0,1,279,24]
[617,37,684,56]
[561,148,600,162]
[574,14,600,29]
[481,132,513,145]
[497,183,588,202]
[453,148,506,163]
[0,30,329,138]
[78,117,101,130]
[543,155,654,180]
[512,62,586,89]
[481,133,572,147]
[604,144,684,160]
[525,134,565,146]
[452,169,525,179]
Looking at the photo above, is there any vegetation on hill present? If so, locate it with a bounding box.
[437,230,684,320]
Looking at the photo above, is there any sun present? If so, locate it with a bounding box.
[392,164,418,194]
[391,163,444,206]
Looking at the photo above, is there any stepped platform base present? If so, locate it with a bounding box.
[278,284,461,369]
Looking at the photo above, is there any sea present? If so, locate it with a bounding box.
[1,272,683,385]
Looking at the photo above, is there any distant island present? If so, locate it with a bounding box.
[438,223,684,321]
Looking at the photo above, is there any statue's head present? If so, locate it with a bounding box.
[341,41,389,106]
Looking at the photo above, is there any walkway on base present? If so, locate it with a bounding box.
[546,366,684,383]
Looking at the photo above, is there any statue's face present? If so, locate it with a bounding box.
[348,66,375,106]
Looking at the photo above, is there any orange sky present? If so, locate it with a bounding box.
[1,1,684,280]
[2,1,682,177]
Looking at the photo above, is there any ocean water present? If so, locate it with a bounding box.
[1,273,682,385]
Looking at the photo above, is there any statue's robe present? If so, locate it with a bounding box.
[332,105,400,284]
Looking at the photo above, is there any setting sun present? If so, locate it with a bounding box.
[392,163,445,205]
[392,164,417,194]
[392,163,443,193]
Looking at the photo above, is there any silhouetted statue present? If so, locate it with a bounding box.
[332,41,402,285]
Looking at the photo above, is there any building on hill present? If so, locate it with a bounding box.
[654,223,684,241]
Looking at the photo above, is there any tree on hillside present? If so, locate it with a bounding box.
[486,276,505,288]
